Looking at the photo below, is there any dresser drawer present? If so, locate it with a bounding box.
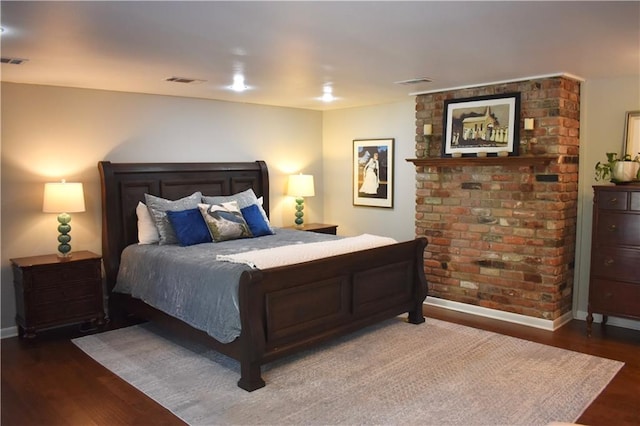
[33,281,100,305]
[595,212,640,246]
[589,278,640,319]
[591,247,640,283]
[596,191,629,210]
[27,261,100,289]
[632,192,640,211]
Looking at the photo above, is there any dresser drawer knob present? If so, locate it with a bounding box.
[604,292,613,299]
[603,258,615,266]
[607,224,617,232]
[607,197,617,204]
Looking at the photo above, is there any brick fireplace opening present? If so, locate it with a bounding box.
[412,75,580,323]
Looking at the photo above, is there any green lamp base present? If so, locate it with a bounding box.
[56,212,73,258]
[294,197,305,228]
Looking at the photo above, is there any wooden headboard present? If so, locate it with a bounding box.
[98,161,270,292]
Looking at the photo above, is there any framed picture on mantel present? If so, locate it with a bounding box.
[442,92,521,158]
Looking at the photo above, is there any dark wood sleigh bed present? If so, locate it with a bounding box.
[98,160,428,391]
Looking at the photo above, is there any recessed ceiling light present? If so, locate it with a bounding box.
[230,74,248,92]
[320,85,336,102]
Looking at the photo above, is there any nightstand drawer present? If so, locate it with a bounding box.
[33,282,100,305]
[27,262,101,289]
[33,299,101,325]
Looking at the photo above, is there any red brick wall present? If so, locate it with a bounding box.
[414,76,580,321]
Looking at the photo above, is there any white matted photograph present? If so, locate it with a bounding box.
[353,138,394,208]
[442,93,521,157]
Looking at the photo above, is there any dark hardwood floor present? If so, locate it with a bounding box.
[2,305,639,426]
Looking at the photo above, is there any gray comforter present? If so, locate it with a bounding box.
[114,228,338,343]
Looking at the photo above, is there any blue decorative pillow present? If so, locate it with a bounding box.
[166,208,212,246]
[241,204,273,237]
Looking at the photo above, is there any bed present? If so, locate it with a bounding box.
[99,160,428,391]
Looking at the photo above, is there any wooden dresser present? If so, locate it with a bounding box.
[587,185,640,335]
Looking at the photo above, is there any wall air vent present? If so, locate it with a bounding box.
[1,57,28,65]
[393,77,433,85]
[164,76,206,84]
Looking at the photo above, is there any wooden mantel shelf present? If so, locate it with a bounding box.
[406,156,558,167]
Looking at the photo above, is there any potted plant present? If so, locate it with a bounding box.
[595,153,640,183]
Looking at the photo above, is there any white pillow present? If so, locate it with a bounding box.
[136,201,160,244]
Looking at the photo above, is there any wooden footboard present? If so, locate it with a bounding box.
[236,237,428,391]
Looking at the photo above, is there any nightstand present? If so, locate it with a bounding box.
[284,223,338,235]
[11,251,105,338]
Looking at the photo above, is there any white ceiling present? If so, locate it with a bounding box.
[1,1,638,111]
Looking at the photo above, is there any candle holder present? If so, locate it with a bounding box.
[422,135,432,158]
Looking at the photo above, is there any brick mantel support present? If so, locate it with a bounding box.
[414,76,580,321]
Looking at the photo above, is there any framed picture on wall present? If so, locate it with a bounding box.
[442,92,521,157]
[353,138,394,208]
[623,110,640,158]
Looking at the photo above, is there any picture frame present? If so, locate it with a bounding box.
[353,138,394,208]
[623,110,640,158]
[442,92,521,157]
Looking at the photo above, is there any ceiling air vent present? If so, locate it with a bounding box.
[164,76,206,84]
[1,57,28,65]
[393,77,433,85]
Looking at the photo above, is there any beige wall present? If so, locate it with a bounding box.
[322,100,416,242]
[1,82,323,330]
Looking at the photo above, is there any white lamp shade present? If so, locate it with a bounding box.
[287,174,315,197]
[43,181,86,213]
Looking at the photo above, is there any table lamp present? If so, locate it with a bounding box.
[287,174,315,228]
[43,180,86,258]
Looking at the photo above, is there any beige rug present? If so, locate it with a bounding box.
[73,317,622,425]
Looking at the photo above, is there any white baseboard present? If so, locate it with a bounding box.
[425,297,573,331]
[1,326,18,339]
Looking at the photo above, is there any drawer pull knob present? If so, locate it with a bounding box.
[604,292,613,299]
[608,197,617,204]
[607,224,617,232]
[603,258,614,266]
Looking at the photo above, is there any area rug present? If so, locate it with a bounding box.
[72,317,623,425]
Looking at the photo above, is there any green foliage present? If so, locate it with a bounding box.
[595,152,639,182]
